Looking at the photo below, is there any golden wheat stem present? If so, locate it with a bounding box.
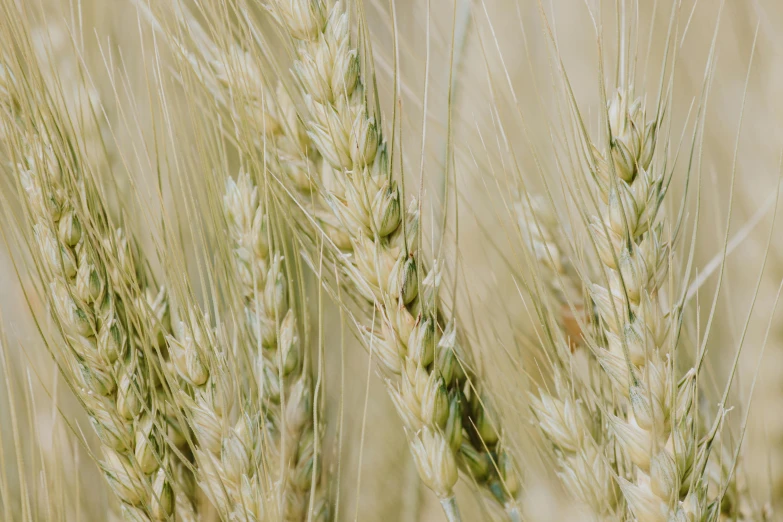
[439,495,462,522]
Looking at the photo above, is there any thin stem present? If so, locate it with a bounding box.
[619,0,628,88]
[440,495,462,522]
[436,0,472,255]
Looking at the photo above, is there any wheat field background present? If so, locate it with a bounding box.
[1,0,782,520]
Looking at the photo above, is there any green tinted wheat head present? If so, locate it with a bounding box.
[133,6,332,519]
[11,124,183,521]
[165,304,256,521]
[265,0,521,518]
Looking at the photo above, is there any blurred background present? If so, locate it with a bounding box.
[1,0,782,520]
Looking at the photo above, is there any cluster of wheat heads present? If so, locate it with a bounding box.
[1,0,782,520]
[515,7,779,522]
[138,0,520,519]
[0,0,327,520]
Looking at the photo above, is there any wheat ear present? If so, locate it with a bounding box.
[266,1,520,518]
[516,195,586,345]
[207,45,319,196]
[0,24,196,516]
[518,196,621,516]
[15,135,184,521]
[529,358,620,516]
[132,13,330,517]
[527,85,683,521]
[165,303,256,521]
[516,199,617,516]
[223,170,328,521]
[579,86,711,521]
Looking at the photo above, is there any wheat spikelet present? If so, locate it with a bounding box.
[529,366,620,516]
[516,195,586,345]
